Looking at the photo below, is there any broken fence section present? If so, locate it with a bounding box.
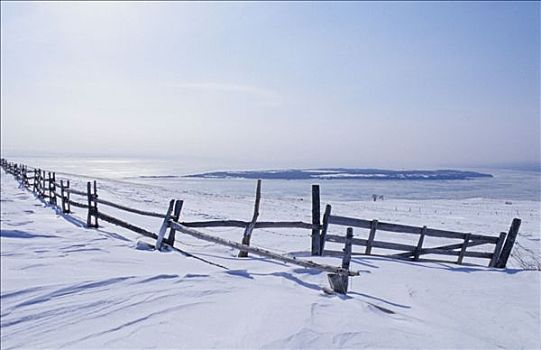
[1,158,522,293]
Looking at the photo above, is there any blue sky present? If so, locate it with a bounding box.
[1,1,539,168]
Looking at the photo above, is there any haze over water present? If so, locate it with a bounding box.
[9,156,540,202]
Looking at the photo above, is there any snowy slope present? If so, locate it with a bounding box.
[1,169,540,348]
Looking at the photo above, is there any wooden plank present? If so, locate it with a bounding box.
[182,220,247,228]
[97,211,158,239]
[495,218,522,268]
[457,233,471,264]
[95,197,168,219]
[170,221,359,276]
[311,184,321,255]
[393,240,491,258]
[319,204,332,255]
[255,221,315,229]
[342,228,353,270]
[155,199,175,250]
[325,235,416,252]
[67,188,87,197]
[413,226,427,261]
[328,214,498,242]
[93,180,98,228]
[365,220,378,255]
[86,182,92,228]
[328,215,372,229]
[489,232,507,267]
[68,199,88,209]
[166,199,184,246]
[239,179,262,257]
[60,180,66,213]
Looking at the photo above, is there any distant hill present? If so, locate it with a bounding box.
[184,168,493,180]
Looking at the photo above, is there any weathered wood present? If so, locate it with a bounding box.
[311,184,321,256]
[86,182,92,228]
[68,199,89,209]
[489,232,507,267]
[327,272,349,294]
[182,220,247,228]
[328,214,499,242]
[95,197,168,218]
[342,228,353,270]
[495,218,522,268]
[60,180,67,213]
[393,240,491,259]
[166,199,184,246]
[66,181,71,213]
[365,220,378,255]
[239,179,262,257]
[319,204,332,255]
[155,200,175,250]
[255,221,315,229]
[325,234,416,253]
[457,233,471,264]
[413,226,427,261]
[93,180,98,228]
[67,188,88,197]
[170,221,359,276]
[97,211,158,239]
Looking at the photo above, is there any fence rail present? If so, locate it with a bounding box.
[319,204,519,268]
[1,158,522,293]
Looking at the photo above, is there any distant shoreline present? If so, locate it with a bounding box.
[177,169,493,181]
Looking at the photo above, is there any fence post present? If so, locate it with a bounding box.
[457,233,471,265]
[413,226,427,261]
[51,172,57,205]
[239,179,262,257]
[156,200,175,250]
[489,232,507,267]
[365,220,379,255]
[327,227,353,294]
[319,204,332,255]
[495,218,521,268]
[93,180,99,227]
[33,169,37,193]
[86,182,93,227]
[311,184,321,256]
[60,180,67,213]
[66,180,71,213]
[166,200,184,246]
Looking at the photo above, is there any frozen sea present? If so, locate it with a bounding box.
[7,156,540,202]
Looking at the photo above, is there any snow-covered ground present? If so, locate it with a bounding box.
[1,169,540,348]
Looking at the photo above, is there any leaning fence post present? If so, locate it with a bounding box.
[239,179,262,257]
[457,233,471,265]
[489,232,507,267]
[319,204,332,255]
[365,220,378,255]
[413,226,427,261]
[166,200,184,246]
[311,184,321,256]
[327,227,353,294]
[60,180,67,213]
[495,218,522,268]
[156,199,175,250]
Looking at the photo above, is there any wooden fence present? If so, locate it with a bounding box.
[0,158,521,292]
[0,159,355,293]
[319,204,520,269]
